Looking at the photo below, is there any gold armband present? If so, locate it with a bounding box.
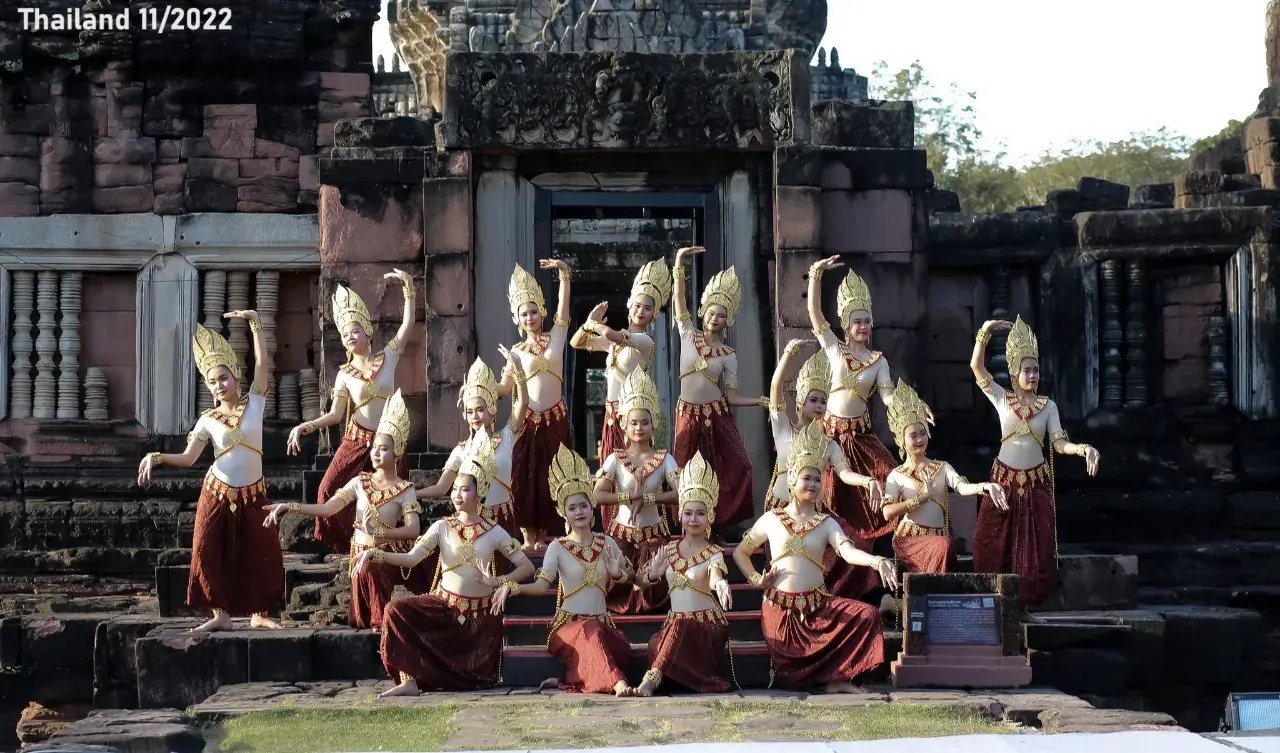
[248,318,262,333]
[740,531,758,550]
[401,501,422,516]
[557,269,571,282]
[724,380,739,390]
[672,266,686,279]
[554,314,570,327]
[402,283,416,300]
[675,311,692,324]
[1049,430,1069,444]
[976,329,990,344]
[535,568,555,584]
[813,322,831,337]
[748,572,765,588]
[975,375,991,391]
[288,502,301,512]
[371,549,387,563]
[1075,443,1092,457]
[499,577,522,595]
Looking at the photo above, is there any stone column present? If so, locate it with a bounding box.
[8,270,34,418]
[1123,260,1148,407]
[256,270,280,417]
[198,271,227,412]
[137,254,199,434]
[0,268,8,421]
[1226,241,1277,418]
[474,170,533,381]
[1099,259,1124,409]
[56,271,83,418]
[32,271,59,419]
[226,271,251,369]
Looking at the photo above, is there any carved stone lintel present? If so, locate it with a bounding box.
[1123,260,1147,407]
[440,50,807,150]
[1099,260,1124,409]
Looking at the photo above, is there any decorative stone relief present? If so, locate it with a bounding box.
[256,271,280,418]
[198,271,227,413]
[84,366,109,421]
[9,271,35,419]
[440,50,805,150]
[390,0,449,116]
[33,271,59,419]
[299,367,321,421]
[57,272,83,419]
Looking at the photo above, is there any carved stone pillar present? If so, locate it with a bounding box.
[278,373,300,422]
[8,271,34,419]
[1099,260,1124,409]
[57,271,83,418]
[0,269,7,421]
[84,366,108,420]
[137,254,199,434]
[1208,315,1230,406]
[988,268,1011,388]
[1123,260,1147,407]
[299,367,320,421]
[198,271,227,412]
[255,271,280,417]
[33,271,59,419]
[226,271,250,371]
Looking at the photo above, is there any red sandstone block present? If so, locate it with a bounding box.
[422,178,471,255]
[1163,314,1209,360]
[822,189,913,254]
[1246,142,1280,173]
[39,165,77,192]
[319,72,372,99]
[0,135,40,158]
[821,162,853,190]
[1163,358,1209,400]
[0,157,39,184]
[0,182,39,215]
[861,255,928,329]
[425,315,474,384]
[94,163,151,188]
[424,253,471,317]
[92,137,156,165]
[156,139,182,164]
[185,158,238,185]
[317,123,335,148]
[774,250,823,328]
[320,184,425,264]
[205,127,254,159]
[154,192,183,215]
[776,185,822,250]
[424,382,467,450]
[92,185,154,214]
[1244,117,1280,149]
[318,100,369,123]
[1164,281,1223,306]
[253,139,302,159]
[325,262,426,323]
[1263,167,1280,190]
[153,163,186,194]
[299,155,318,191]
[203,104,257,131]
[239,158,299,179]
[40,136,83,164]
[237,176,299,210]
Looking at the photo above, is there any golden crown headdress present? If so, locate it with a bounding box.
[837,269,873,325]
[678,451,720,522]
[1005,315,1040,379]
[885,379,931,456]
[547,444,595,518]
[192,324,241,380]
[699,267,742,325]
[629,259,673,310]
[461,358,500,410]
[617,367,660,419]
[794,350,831,412]
[331,284,373,336]
[375,389,412,457]
[786,420,830,481]
[459,427,499,499]
[507,264,546,323]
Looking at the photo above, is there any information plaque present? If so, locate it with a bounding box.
[908,594,1000,647]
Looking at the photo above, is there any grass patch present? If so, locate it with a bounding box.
[211,706,456,753]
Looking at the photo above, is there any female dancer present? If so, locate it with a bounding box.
[970,317,1100,605]
[807,256,932,551]
[286,271,416,554]
[631,451,735,697]
[500,260,573,550]
[881,379,1005,575]
[137,314,284,632]
[593,368,679,615]
[417,350,528,536]
[670,246,764,536]
[352,432,534,696]
[264,390,427,630]
[767,341,884,608]
[500,445,630,696]
[733,422,898,692]
[571,259,671,531]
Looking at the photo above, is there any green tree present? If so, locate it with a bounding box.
[867,60,982,180]
[1015,128,1194,207]
[1190,119,1244,155]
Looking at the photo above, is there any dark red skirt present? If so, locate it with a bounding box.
[893,523,952,574]
[823,515,881,600]
[548,612,630,693]
[348,540,434,630]
[821,412,897,541]
[187,474,285,617]
[761,588,884,688]
[314,422,410,554]
[673,399,753,529]
[481,501,517,576]
[597,401,625,532]
[380,590,504,690]
[647,610,733,693]
[511,401,572,533]
[972,459,1056,605]
[606,521,670,615]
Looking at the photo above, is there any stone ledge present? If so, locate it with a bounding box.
[38,709,203,753]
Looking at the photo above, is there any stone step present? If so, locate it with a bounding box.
[1074,541,1280,589]
[506,584,763,616]
[503,610,766,645]
[1056,490,1280,545]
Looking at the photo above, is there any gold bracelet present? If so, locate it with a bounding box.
[554,314,570,327]
[809,265,824,280]
[248,318,262,333]
[749,572,765,588]
[1076,443,1091,457]
[288,502,301,512]
[813,322,831,336]
[499,577,522,595]
[617,491,632,505]
[976,330,990,344]
[757,396,770,408]
[642,492,656,506]
[672,266,686,279]
[147,451,162,466]
[558,269,571,282]
[371,549,386,563]
[402,285,416,300]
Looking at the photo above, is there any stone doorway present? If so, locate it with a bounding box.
[532,189,722,467]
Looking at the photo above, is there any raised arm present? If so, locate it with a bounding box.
[770,339,808,411]
[539,258,572,324]
[226,309,269,397]
[807,256,844,334]
[573,302,633,350]
[971,319,1012,387]
[671,246,704,324]
[384,268,416,351]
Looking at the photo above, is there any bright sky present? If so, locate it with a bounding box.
[371,0,1266,166]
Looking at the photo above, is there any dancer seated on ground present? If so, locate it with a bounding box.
[881,379,1005,576]
[733,422,898,694]
[631,451,736,697]
[266,389,426,631]
[351,431,534,697]
[498,445,630,696]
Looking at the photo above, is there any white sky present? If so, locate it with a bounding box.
[371,0,1266,166]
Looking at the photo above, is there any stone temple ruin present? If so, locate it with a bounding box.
[0,0,1277,746]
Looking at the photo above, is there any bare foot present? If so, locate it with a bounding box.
[379,678,421,697]
[878,594,895,615]
[250,614,283,629]
[520,529,545,551]
[538,677,560,692]
[612,680,630,697]
[188,612,233,633]
[634,680,657,697]
[824,681,868,694]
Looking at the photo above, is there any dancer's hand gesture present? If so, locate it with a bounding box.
[714,578,733,610]
[875,557,899,591]
[985,483,1008,511]
[264,504,289,527]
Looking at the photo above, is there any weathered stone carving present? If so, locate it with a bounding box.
[57,271,82,419]
[256,271,280,418]
[198,271,227,413]
[299,367,321,421]
[1123,260,1147,407]
[440,50,806,150]
[33,271,59,419]
[9,271,35,418]
[389,0,450,116]
[84,367,109,421]
[278,373,301,422]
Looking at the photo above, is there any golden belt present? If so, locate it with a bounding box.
[202,473,267,511]
[666,607,727,626]
[344,422,377,445]
[433,587,493,617]
[607,519,669,545]
[481,501,513,523]
[820,411,873,437]
[764,585,830,615]
[895,519,947,537]
[526,400,568,426]
[990,460,1050,489]
[677,397,728,426]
